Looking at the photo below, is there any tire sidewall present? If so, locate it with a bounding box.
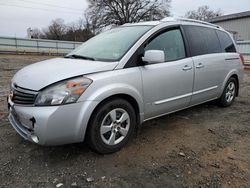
[87,98,136,154]
[220,77,237,107]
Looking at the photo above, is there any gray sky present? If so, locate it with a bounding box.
[0,0,249,37]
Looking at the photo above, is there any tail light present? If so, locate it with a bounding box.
[239,53,245,65]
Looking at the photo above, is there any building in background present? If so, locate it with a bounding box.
[209,11,250,41]
[209,11,250,65]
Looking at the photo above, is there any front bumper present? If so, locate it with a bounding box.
[7,97,98,145]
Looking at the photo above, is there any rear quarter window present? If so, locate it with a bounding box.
[184,25,221,56]
[216,30,237,53]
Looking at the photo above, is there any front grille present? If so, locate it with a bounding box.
[11,85,38,105]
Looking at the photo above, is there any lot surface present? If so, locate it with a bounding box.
[0,54,250,188]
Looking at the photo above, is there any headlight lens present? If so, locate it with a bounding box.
[35,77,92,106]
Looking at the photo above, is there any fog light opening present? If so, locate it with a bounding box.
[31,135,39,143]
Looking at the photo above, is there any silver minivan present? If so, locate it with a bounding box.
[8,18,244,153]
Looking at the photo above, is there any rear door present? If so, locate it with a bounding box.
[183,25,227,105]
[140,27,194,119]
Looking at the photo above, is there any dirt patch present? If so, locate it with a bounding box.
[0,54,250,187]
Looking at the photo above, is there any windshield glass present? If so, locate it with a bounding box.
[66,26,152,62]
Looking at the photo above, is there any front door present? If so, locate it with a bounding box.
[140,28,194,119]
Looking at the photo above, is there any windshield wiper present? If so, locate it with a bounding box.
[65,54,96,61]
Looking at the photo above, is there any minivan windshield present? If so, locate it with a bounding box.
[65,26,152,62]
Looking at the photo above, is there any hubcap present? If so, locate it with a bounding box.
[100,108,130,146]
[225,82,235,103]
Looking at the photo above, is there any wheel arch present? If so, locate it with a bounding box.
[93,94,141,123]
[85,93,143,140]
[221,70,240,97]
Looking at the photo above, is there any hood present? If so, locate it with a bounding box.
[12,58,118,90]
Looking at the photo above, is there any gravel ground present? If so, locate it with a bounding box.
[0,54,250,188]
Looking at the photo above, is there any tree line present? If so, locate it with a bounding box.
[31,0,222,42]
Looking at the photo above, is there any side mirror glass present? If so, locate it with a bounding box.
[142,50,165,64]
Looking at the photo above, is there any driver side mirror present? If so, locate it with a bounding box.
[142,50,165,64]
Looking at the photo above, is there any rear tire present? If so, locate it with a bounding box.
[87,98,136,154]
[217,77,237,107]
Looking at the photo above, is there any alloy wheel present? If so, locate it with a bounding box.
[226,82,235,103]
[100,108,130,146]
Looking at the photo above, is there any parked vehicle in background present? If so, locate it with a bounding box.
[8,18,244,154]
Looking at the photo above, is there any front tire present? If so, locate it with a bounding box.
[87,98,136,154]
[218,77,237,107]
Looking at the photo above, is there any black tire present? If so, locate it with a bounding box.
[87,98,136,154]
[217,77,237,107]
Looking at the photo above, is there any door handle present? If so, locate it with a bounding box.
[196,63,205,69]
[182,65,192,71]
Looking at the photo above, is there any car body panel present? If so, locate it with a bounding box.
[8,97,98,145]
[221,52,244,92]
[12,58,118,90]
[78,68,145,122]
[140,58,194,119]
[190,53,228,105]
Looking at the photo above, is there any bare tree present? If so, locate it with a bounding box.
[84,13,99,35]
[31,18,94,42]
[185,5,222,21]
[42,18,67,40]
[65,19,94,42]
[86,0,171,30]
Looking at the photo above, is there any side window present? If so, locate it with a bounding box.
[216,31,237,52]
[145,29,186,62]
[184,26,221,56]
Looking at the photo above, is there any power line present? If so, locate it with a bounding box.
[0,3,83,15]
[16,0,84,12]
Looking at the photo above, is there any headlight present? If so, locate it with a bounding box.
[35,77,92,106]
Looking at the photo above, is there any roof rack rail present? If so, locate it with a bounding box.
[161,17,222,29]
